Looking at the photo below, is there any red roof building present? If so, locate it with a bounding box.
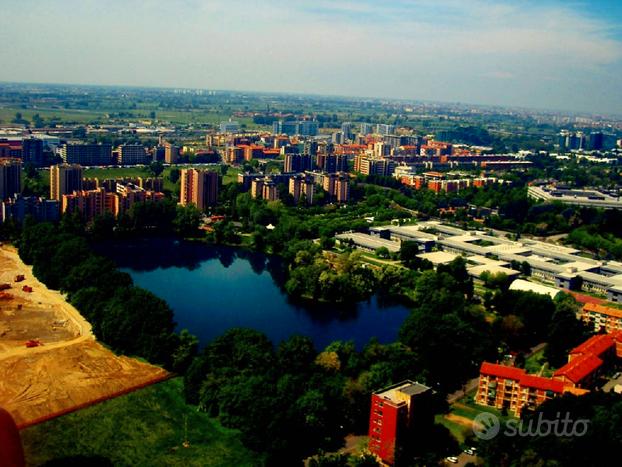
[477,333,622,416]
[554,354,604,387]
[476,362,566,417]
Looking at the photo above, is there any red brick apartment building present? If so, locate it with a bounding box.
[476,332,622,417]
[368,381,432,466]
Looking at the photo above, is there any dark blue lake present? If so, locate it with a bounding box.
[107,238,411,350]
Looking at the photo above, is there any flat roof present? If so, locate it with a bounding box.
[418,251,459,265]
[468,264,521,278]
[466,255,509,267]
[509,279,561,299]
[376,381,430,404]
[335,232,400,252]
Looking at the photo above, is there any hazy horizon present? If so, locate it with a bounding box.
[1,0,621,115]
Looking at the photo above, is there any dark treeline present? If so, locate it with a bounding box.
[480,392,622,467]
[183,328,457,466]
[16,220,198,372]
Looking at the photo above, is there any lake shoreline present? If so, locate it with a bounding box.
[102,237,412,350]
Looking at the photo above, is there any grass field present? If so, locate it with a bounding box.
[20,378,261,467]
[0,106,261,128]
[438,396,509,445]
[524,347,554,377]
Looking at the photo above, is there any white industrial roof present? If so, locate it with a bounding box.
[509,279,561,299]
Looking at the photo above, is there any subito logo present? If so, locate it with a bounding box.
[473,412,500,440]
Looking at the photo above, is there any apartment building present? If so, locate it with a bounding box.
[476,363,566,417]
[50,164,83,201]
[0,159,22,201]
[179,169,219,210]
[288,175,314,205]
[118,144,150,165]
[59,143,112,166]
[578,303,622,333]
[164,142,180,164]
[477,332,622,417]
[368,381,432,465]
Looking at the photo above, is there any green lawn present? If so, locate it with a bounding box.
[524,347,554,377]
[0,106,107,125]
[222,166,241,185]
[0,106,262,128]
[20,378,262,467]
[436,415,470,445]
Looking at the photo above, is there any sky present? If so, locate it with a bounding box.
[0,0,621,114]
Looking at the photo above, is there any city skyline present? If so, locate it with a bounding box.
[1,1,621,115]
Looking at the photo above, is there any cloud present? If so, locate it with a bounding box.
[0,0,620,113]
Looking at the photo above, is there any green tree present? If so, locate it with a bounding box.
[148,161,164,177]
[169,168,180,184]
[375,246,390,259]
[174,204,202,236]
[399,240,419,267]
[545,294,590,367]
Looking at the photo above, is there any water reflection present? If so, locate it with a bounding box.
[103,237,411,349]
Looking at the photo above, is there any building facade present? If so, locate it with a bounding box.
[476,363,566,417]
[578,303,622,333]
[288,175,314,205]
[179,169,219,210]
[368,381,432,465]
[0,159,22,201]
[50,164,83,201]
[118,144,149,165]
[59,143,112,166]
[22,138,45,166]
[284,153,314,173]
[1,194,59,224]
[164,142,180,164]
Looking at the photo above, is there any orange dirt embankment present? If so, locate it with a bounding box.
[0,245,169,428]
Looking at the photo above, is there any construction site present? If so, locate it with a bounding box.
[0,244,169,428]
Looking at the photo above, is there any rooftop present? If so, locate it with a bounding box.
[509,279,561,299]
[417,251,459,265]
[376,381,431,405]
[554,354,604,384]
[582,303,622,319]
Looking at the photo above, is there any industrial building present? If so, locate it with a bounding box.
[528,186,622,210]
[335,220,622,299]
[335,232,401,253]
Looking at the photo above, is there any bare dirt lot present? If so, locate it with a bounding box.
[0,245,169,428]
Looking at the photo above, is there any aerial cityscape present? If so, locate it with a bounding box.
[1,1,622,466]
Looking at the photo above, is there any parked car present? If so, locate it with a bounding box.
[445,456,459,464]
